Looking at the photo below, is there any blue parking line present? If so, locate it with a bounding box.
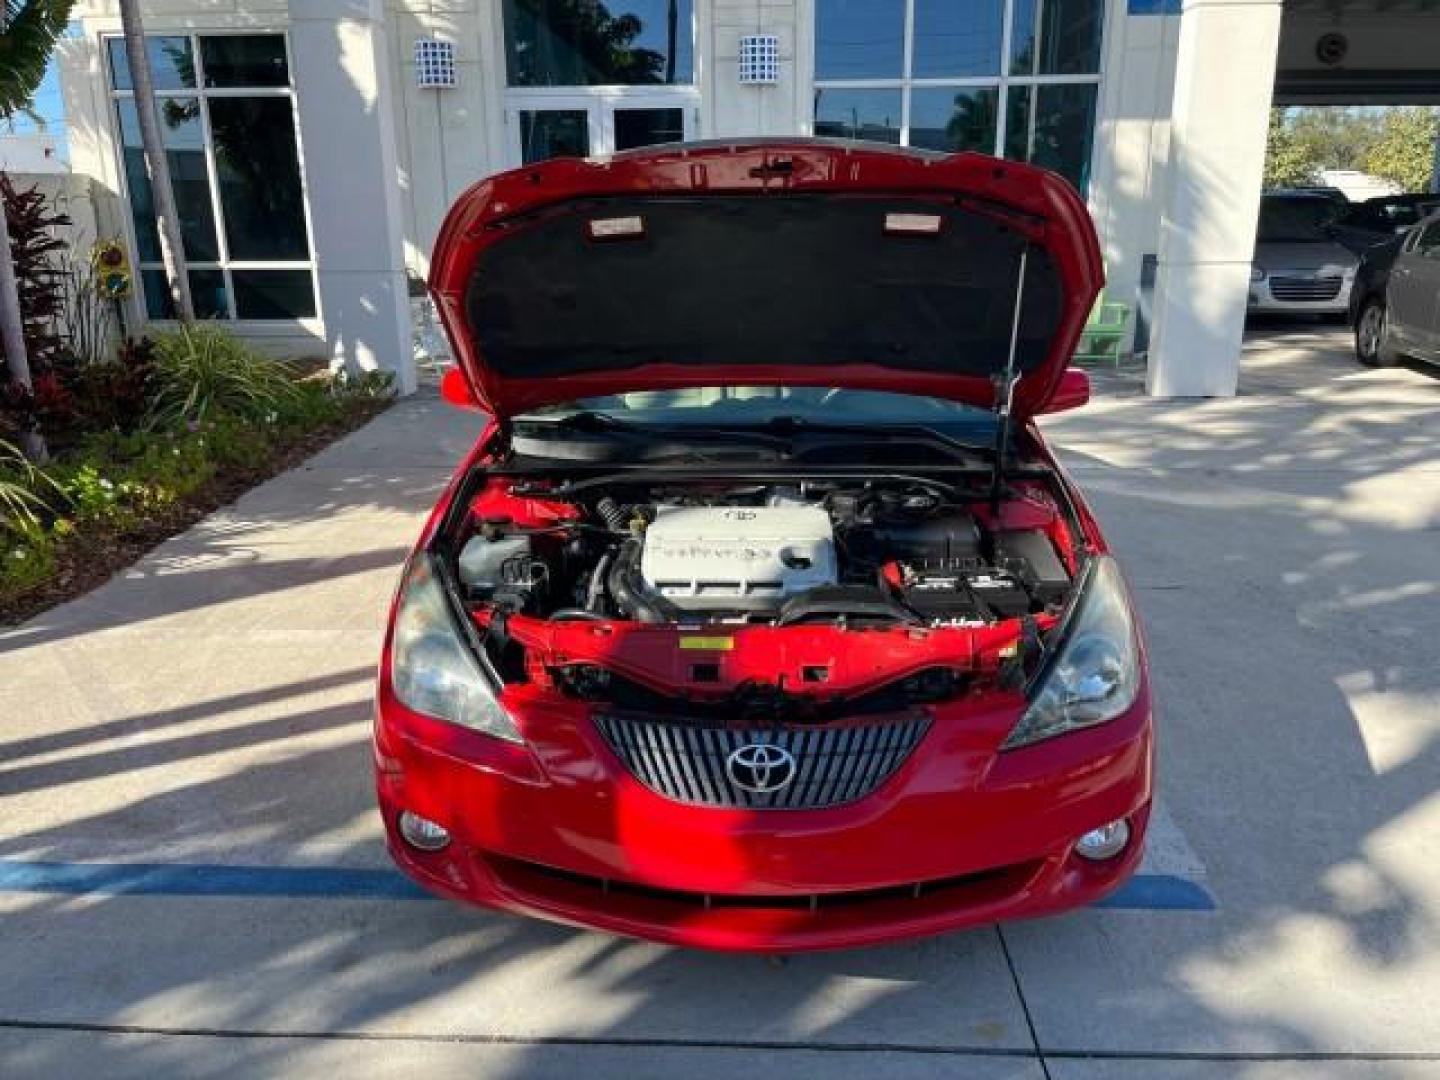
[1098,874,1215,911]
[0,859,1214,910]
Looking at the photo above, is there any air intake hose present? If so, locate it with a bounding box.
[607,539,682,624]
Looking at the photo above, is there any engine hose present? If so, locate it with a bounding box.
[549,608,608,622]
[607,539,683,624]
[585,550,613,612]
[595,496,630,532]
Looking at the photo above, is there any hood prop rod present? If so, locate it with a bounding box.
[989,244,1029,516]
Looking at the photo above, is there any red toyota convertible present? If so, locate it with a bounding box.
[374,140,1153,951]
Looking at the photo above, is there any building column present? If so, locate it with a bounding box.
[1146,0,1282,398]
[290,0,416,394]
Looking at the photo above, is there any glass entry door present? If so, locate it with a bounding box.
[507,94,695,166]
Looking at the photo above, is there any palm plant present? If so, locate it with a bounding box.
[148,324,300,427]
[2,0,75,463]
[0,1,72,116]
[0,435,61,532]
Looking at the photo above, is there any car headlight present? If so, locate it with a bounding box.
[1250,265,1266,282]
[1002,556,1141,750]
[390,554,523,743]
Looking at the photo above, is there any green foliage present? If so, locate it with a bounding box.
[63,337,157,435]
[1266,106,1440,193]
[1264,109,1319,188]
[1285,108,1379,172]
[49,428,217,530]
[0,435,61,531]
[1,336,393,609]
[0,0,74,119]
[147,324,302,427]
[1363,108,1440,193]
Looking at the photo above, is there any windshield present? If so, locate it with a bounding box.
[1257,197,1340,243]
[518,386,996,430]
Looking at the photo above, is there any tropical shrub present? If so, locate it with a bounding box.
[0,173,70,378]
[64,337,158,435]
[0,436,62,532]
[147,324,301,427]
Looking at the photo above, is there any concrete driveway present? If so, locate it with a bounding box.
[2,326,1437,1078]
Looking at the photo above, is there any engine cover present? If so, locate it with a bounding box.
[640,506,837,612]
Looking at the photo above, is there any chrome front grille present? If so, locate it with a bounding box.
[1270,275,1342,301]
[594,714,930,810]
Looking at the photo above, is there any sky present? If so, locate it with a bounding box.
[4,58,69,162]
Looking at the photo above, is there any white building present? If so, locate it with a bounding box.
[56,0,1440,397]
[0,131,67,174]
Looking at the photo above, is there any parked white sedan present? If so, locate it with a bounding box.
[1249,193,1358,317]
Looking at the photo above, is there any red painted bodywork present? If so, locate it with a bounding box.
[428,141,1105,421]
[377,142,1152,951]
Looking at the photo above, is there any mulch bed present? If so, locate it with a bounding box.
[1,399,391,628]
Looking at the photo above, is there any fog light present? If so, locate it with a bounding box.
[1075,819,1130,861]
[397,811,451,852]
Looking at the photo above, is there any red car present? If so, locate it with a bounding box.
[374,140,1153,952]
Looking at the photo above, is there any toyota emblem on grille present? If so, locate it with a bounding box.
[726,742,797,793]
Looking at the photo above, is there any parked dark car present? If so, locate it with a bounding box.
[1331,194,1440,254]
[1270,185,1349,208]
[1352,211,1440,368]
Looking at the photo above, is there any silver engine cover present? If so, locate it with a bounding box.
[640,506,837,612]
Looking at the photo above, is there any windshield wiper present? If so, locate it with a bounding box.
[528,410,793,449]
[755,415,993,463]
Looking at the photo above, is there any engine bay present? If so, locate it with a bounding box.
[439,468,1085,709]
[455,476,1076,627]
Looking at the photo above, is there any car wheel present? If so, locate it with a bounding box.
[1355,299,1399,367]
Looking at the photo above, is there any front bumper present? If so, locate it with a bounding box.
[374,687,1153,952]
[1248,276,1354,314]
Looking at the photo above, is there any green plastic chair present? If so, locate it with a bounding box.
[1073,293,1130,367]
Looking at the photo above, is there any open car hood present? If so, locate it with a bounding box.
[429,141,1103,421]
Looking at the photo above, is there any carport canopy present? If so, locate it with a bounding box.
[1145,0,1440,398]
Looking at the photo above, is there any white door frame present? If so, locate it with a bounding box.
[504,86,701,167]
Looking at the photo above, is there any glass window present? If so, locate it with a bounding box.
[813,88,902,145]
[1257,196,1341,243]
[116,97,219,262]
[815,0,1103,194]
[1010,0,1039,75]
[520,387,995,431]
[1004,86,1032,161]
[1003,84,1098,190]
[1028,83,1098,190]
[519,109,591,163]
[188,268,229,318]
[1010,0,1103,75]
[1037,0,1104,74]
[209,97,310,260]
[613,107,685,151]
[200,35,290,87]
[142,267,230,320]
[110,33,316,322]
[504,0,693,86]
[911,0,1004,78]
[815,0,905,80]
[233,270,317,319]
[908,87,998,153]
[1409,222,1440,255]
[108,36,195,91]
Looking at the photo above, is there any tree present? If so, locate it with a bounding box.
[1363,107,1439,193]
[1263,109,1319,188]
[117,0,194,321]
[1,0,75,461]
[1287,107,1378,172]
